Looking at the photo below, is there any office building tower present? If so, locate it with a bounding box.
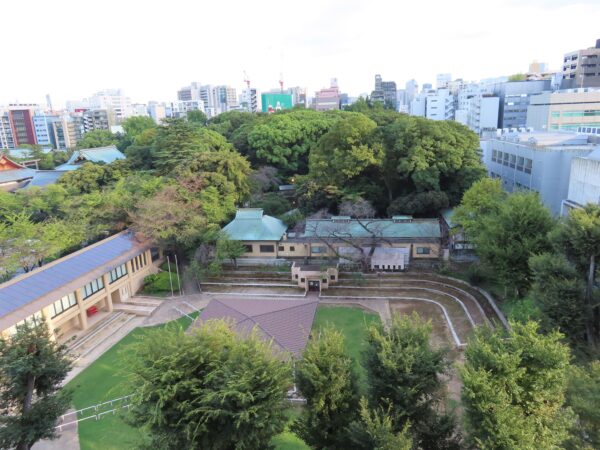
[561,39,600,89]
[493,80,551,129]
[314,80,341,111]
[527,89,600,132]
[436,73,452,89]
[8,105,38,146]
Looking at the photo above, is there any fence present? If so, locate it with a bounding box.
[55,394,133,431]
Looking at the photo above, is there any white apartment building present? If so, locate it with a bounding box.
[426,89,454,121]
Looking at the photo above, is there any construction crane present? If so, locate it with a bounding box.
[279,72,284,93]
[243,70,251,89]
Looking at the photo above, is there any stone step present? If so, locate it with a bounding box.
[126,297,163,307]
[113,303,156,316]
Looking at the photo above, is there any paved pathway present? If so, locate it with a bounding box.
[32,410,78,450]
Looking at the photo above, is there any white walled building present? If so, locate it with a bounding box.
[426,89,454,121]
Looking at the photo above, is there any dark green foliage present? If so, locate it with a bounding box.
[461,321,573,450]
[142,271,180,294]
[387,191,449,216]
[0,321,72,450]
[363,313,459,449]
[121,116,156,139]
[127,319,291,450]
[251,192,292,216]
[529,253,586,342]
[292,326,359,450]
[347,398,413,450]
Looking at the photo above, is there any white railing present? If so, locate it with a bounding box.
[55,394,133,430]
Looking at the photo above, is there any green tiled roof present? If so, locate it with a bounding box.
[222,209,287,241]
[441,208,456,228]
[303,218,440,239]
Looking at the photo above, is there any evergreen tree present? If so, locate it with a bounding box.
[363,312,459,449]
[0,321,72,450]
[461,321,573,450]
[127,319,291,450]
[292,325,359,449]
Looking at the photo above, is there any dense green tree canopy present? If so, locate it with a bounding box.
[121,116,156,139]
[462,321,573,450]
[127,319,291,450]
[76,129,118,149]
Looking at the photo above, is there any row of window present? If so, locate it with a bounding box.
[50,293,77,318]
[491,150,533,174]
[109,264,127,283]
[82,277,105,299]
[551,110,600,118]
[132,253,147,272]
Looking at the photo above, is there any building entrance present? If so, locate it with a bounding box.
[308,280,320,291]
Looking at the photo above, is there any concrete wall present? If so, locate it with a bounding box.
[566,155,600,207]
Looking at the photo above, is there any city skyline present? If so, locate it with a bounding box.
[2,0,599,108]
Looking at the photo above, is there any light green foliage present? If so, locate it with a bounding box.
[248,109,339,174]
[121,116,156,139]
[508,73,527,81]
[453,177,506,240]
[0,321,72,450]
[292,326,359,449]
[471,192,554,294]
[127,319,292,450]
[309,113,381,186]
[461,321,573,450]
[363,312,458,448]
[529,253,586,341]
[77,130,118,149]
[186,109,207,125]
[566,362,600,449]
[214,234,247,268]
[347,398,413,450]
[58,160,131,194]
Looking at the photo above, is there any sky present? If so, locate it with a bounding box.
[2,0,599,108]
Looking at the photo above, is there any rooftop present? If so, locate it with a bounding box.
[0,231,149,331]
[303,218,441,239]
[55,145,126,171]
[192,298,318,357]
[222,208,287,241]
[24,170,70,188]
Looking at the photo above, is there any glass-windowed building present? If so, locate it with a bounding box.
[0,231,161,342]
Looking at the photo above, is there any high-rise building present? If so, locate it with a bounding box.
[130,104,149,117]
[52,115,82,149]
[177,82,238,117]
[33,113,60,147]
[371,75,397,109]
[148,102,167,124]
[8,105,38,146]
[241,88,262,113]
[425,89,454,121]
[405,79,418,105]
[0,110,15,149]
[560,39,600,89]
[529,61,549,74]
[436,73,452,89]
[492,80,551,129]
[82,109,113,132]
[526,89,600,132]
[314,80,341,111]
[88,89,132,122]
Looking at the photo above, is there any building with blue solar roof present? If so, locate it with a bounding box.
[0,231,161,341]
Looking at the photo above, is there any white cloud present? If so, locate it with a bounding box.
[1,0,599,107]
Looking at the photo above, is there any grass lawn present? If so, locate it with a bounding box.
[65,311,310,450]
[65,314,198,450]
[313,305,380,393]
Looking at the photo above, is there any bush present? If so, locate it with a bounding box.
[466,265,485,286]
[143,271,180,294]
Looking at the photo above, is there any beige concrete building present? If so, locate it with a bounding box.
[222,209,442,269]
[0,231,160,342]
[527,90,600,132]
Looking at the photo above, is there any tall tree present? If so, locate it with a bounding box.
[551,204,600,344]
[363,312,458,449]
[0,321,72,450]
[461,321,573,450]
[292,326,359,449]
[472,192,554,295]
[529,253,586,342]
[127,319,291,450]
[186,109,207,125]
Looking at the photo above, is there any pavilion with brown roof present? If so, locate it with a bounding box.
[192,298,318,357]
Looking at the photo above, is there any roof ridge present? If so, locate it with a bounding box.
[250,300,318,320]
